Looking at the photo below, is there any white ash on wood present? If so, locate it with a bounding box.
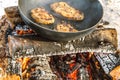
[90,52,120,80]
[8,28,117,57]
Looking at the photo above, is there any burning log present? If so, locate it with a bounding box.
[8,28,117,57]
[0,15,10,58]
[17,57,57,80]
[0,58,21,80]
[49,53,94,80]
[90,52,120,79]
[0,21,21,79]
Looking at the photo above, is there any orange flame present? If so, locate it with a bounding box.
[17,57,31,71]
[17,57,31,79]
[110,65,120,80]
[0,57,32,80]
[0,74,20,80]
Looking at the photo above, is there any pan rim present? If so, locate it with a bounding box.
[18,0,103,34]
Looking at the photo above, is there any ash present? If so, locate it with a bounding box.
[27,56,57,80]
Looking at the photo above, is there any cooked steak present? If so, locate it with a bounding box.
[50,2,84,21]
[55,23,78,32]
[31,8,55,24]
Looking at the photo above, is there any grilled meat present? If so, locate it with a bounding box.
[50,2,84,21]
[31,8,55,24]
[55,23,78,32]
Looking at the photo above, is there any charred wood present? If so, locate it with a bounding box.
[0,15,10,58]
[90,53,120,80]
[20,57,57,80]
[49,53,94,80]
[4,6,24,29]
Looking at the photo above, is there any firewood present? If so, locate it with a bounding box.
[4,6,23,29]
[90,53,120,79]
[8,28,117,57]
[0,15,10,58]
[90,53,112,79]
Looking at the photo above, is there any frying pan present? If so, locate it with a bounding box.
[18,0,103,41]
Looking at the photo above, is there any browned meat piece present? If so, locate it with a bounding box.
[50,2,84,21]
[55,23,78,32]
[31,8,55,24]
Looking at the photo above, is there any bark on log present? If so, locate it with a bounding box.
[4,6,23,29]
[0,15,9,58]
[8,28,117,57]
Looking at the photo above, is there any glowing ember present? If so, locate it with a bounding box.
[86,65,93,80]
[49,53,94,80]
[67,63,78,80]
[16,29,34,35]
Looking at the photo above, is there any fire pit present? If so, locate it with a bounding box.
[0,1,120,80]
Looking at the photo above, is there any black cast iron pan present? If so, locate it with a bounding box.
[18,0,103,41]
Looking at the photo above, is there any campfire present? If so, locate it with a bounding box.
[0,52,119,80]
[0,5,120,80]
